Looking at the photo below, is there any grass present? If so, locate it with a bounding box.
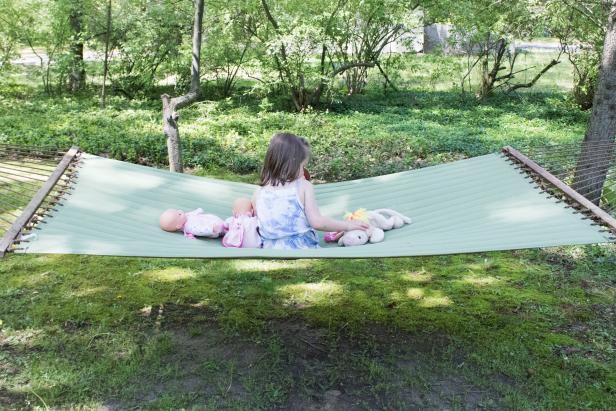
[1,247,615,410]
[0,52,615,409]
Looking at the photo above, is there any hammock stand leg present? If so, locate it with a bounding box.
[0,146,81,258]
[502,145,616,235]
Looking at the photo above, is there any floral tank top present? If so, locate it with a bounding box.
[255,180,319,249]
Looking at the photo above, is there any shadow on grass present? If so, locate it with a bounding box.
[1,249,615,409]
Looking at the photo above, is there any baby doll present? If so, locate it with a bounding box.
[222,198,261,248]
[159,208,225,239]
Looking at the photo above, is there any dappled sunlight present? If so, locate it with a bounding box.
[277,281,343,307]
[232,259,313,272]
[489,202,564,223]
[71,286,110,297]
[400,270,432,283]
[394,287,453,307]
[406,287,425,300]
[419,293,453,308]
[461,275,499,287]
[318,194,351,217]
[70,195,127,213]
[143,267,196,282]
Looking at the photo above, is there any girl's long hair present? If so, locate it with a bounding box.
[260,133,310,186]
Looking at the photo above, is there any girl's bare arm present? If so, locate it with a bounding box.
[302,181,369,232]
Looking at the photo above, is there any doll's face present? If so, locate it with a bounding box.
[160,209,187,232]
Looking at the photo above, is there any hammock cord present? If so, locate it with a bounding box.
[0,144,78,241]
[521,141,616,212]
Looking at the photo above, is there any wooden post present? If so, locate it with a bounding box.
[503,146,616,235]
[0,147,80,258]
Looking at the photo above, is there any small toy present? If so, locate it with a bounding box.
[368,208,412,230]
[329,208,412,247]
[159,208,224,239]
[222,198,261,248]
[337,226,385,246]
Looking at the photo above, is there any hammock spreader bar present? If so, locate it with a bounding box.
[502,146,616,234]
[0,146,81,257]
[0,145,613,259]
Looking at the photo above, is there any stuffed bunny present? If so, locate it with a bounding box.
[367,208,412,231]
[337,226,385,247]
[332,208,411,247]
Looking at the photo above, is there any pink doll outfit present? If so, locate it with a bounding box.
[223,213,261,248]
[183,208,224,239]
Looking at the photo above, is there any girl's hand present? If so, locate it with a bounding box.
[346,220,370,231]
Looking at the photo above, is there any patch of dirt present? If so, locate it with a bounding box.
[0,387,29,411]
[114,304,507,410]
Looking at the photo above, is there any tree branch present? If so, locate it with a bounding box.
[506,59,561,92]
[331,61,375,77]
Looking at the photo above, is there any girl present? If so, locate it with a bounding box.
[254,132,369,249]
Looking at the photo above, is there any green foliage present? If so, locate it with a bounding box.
[0,57,587,182]
[541,0,609,109]
[106,0,193,97]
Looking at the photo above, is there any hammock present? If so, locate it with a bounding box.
[1,143,615,258]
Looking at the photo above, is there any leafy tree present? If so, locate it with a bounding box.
[0,0,22,71]
[109,0,193,98]
[201,0,259,97]
[9,0,72,93]
[251,0,416,111]
[573,2,616,204]
[162,0,204,173]
[543,0,610,109]
[427,0,562,99]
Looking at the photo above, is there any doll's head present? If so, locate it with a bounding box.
[160,209,187,232]
[232,198,254,217]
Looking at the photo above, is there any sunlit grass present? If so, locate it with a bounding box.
[406,287,425,299]
[232,259,313,272]
[461,274,500,286]
[142,267,197,282]
[277,281,343,307]
[400,269,432,283]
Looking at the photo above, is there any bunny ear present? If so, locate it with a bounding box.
[373,208,412,225]
[337,236,345,246]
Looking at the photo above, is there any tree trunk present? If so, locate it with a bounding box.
[161,0,204,173]
[100,0,112,108]
[68,7,85,92]
[478,38,506,99]
[572,4,616,204]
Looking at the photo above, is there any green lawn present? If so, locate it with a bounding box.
[1,53,615,410]
[1,248,615,410]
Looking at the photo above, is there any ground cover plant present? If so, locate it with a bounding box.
[1,49,615,409]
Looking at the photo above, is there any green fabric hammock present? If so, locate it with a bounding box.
[16,152,613,258]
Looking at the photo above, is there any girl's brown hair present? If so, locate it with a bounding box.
[260,132,310,186]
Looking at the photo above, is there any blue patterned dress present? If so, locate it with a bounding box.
[255,180,320,249]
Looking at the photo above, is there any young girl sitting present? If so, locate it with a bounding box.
[253,132,369,249]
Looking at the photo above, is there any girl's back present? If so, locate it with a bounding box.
[254,132,367,250]
[255,180,319,249]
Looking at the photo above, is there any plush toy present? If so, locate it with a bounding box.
[337,226,385,246]
[367,208,412,230]
[328,208,411,247]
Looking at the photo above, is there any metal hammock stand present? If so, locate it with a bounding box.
[0,142,615,258]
